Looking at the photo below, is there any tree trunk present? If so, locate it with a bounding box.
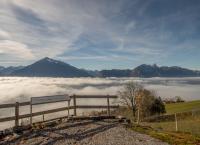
[131,99,135,117]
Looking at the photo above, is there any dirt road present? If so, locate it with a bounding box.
[1,119,169,145]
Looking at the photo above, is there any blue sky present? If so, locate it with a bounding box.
[0,0,200,70]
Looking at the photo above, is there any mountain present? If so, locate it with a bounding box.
[82,69,100,77]
[0,66,5,75]
[11,57,91,77]
[96,64,200,78]
[0,66,24,76]
[130,64,200,77]
[0,58,199,78]
[0,66,4,71]
[99,69,132,77]
[130,64,159,77]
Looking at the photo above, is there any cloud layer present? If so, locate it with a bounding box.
[0,77,200,103]
[0,77,200,129]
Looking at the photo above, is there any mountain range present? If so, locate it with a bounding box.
[0,57,200,78]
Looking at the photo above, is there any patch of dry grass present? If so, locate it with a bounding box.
[131,124,200,145]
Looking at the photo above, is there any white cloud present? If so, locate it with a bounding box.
[0,29,10,39]
[0,0,199,68]
[0,0,130,62]
[0,40,35,59]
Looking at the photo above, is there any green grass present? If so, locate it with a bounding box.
[165,100,200,114]
[146,117,200,136]
[130,125,200,145]
[144,100,200,136]
[117,100,200,143]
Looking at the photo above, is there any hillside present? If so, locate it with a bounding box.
[165,100,200,114]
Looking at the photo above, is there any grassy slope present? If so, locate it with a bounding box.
[119,100,200,144]
[146,100,200,136]
[131,125,200,145]
[165,100,200,114]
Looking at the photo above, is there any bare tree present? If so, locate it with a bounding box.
[119,82,165,124]
[118,81,143,117]
[136,89,155,123]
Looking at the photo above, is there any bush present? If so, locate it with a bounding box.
[150,97,166,115]
[163,96,185,104]
[175,96,185,103]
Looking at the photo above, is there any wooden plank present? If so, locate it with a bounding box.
[19,102,30,106]
[15,102,19,127]
[0,116,15,122]
[30,103,32,125]
[73,95,77,116]
[68,101,70,117]
[22,100,69,106]
[0,102,30,109]
[31,95,70,105]
[76,105,119,109]
[20,106,74,119]
[0,105,119,122]
[0,103,15,109]
[107,97,111,116]
[68,115,116,121]
[0,106,74,123]
[0,95,117,109]
[74,95,118,99]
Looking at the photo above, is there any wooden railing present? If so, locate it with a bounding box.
[0,95,118,127]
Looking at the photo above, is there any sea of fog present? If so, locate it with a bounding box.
[0,77,200,103]
[0,77,200,129]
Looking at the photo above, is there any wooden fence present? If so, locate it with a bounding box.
[0,95,118,127]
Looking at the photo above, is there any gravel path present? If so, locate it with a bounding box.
[1,120,169,145]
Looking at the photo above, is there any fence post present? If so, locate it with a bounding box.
[107,95,110,116]
[137,108,140,124]
[30,102,32,125]
[192,109,194,117]
[68,100,70,117]
[15,102,19,127]
[175,113,178,131]
[73,95,77,116]
[43,114,45,122]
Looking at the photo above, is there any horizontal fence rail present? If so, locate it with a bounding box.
[0,95,118,108]
[73,95,118,99]
[0,95,119,128]
[0,102,30,109]
[76,105,119,109]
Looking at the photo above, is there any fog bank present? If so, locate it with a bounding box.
[0,77,200,103]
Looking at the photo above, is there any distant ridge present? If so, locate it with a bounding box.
[130,64,200,77]
[0,58,200,78]
[0,66,24,76]
[98,64,200,77]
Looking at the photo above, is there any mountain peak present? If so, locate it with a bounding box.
[43,57,51,60]
[11,57,91,77]
[39,57,61,64]
[41,57,55,62]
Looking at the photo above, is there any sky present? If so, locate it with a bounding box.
[0,0,200,70]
